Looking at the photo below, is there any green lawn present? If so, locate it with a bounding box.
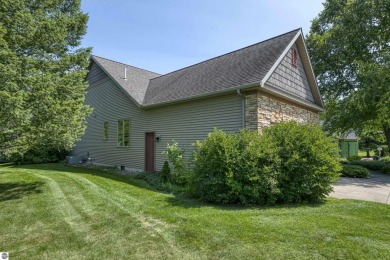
[1,164,390,259]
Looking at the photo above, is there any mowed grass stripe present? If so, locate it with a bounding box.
[0,165,183,259]
[62,172,178,249]
[36,167,190,259]
[33,174,84,225]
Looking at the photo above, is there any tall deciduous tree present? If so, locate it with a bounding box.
[0,0,92,158]
[306,0,390,151]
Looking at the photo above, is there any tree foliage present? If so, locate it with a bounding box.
[0,0,92,158]
[306,0,390,151]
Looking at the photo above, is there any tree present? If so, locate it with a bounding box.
[0,0,92,160]
[306,0,390,152]
[358,129,386,157]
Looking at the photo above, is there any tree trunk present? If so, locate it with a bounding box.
[366,149,370,157]
[384,126,390,155]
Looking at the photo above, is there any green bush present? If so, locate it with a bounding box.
[191,129,280,205]
[190,122,341,205]
[261,122,341,204]
[381,165,390,175]
[339,158,349,164]
[347,155,362,161]
[8,146,68,165]
[162,141,188,175]
[135,172,174,192]
[348,160,386,170]
[160,161,171,182]
[162,141,192,192]
[0,154,7,163]
[170,173,191,190]
[380,157,390,163]
[341,164,369,178]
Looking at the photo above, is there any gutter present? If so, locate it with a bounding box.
[260,82,325,112]
[142,82,260,109]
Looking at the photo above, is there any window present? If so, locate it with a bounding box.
[117,119,130,146]
[103,122,109,141]
[292,48,298,67]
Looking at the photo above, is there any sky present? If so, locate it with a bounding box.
[81,0,325,74]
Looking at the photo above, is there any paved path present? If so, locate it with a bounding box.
[329,171,390,204]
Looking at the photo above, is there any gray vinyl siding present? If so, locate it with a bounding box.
[266,43,315,103]
[72,78,243,171]
[87,62,108,84]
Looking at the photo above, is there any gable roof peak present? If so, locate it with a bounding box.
[90,55,161,106]
[91,55,161,76]
[151,28,301,81]
[143,29,301,106]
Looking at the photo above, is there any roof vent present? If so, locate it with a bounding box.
[124,67,127,80]
[292,48,297,67]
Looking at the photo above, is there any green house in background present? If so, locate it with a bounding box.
[339,132,359,158]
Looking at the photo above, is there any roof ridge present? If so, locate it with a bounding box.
[150,28,301,81]
[91,55,162,76]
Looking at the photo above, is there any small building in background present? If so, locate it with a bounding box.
[338,132,359,158]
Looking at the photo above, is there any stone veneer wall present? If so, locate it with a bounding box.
[245,91,319,133]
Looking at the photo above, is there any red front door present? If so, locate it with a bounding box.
[145,132,155,172]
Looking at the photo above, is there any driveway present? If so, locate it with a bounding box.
[329,171,390,204]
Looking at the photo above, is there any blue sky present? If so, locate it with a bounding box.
[81,0,325,74]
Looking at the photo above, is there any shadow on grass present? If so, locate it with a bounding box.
[5,163,178,194]
[6,163,325,211]
[164,194,325,211]
[0,181,44,202]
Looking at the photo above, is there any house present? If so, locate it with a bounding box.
[72,28,324,172]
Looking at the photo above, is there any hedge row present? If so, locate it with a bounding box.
[341,164,369,178]
[347,160,390,174]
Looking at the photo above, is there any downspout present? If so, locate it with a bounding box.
[237,89,245,129]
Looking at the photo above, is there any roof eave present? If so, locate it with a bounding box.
[261,82,325,112]
[142,82,260,109]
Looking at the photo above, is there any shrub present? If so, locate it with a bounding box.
[160,161,171,182]
[380,156,390,163]
[161,142,192,193]
[347,155,361,161]
[162,141,188,175]
[381,165,390,175]
[339,158,349,164]
[261,122,341,204]
[170,173,191,190]
[0,154,7,163]
[341,164,369,178]
[190,122,341,205]
[135,172,174,192]
[348,160,386,170]
[191,129,279,205]
[8,146,68,165]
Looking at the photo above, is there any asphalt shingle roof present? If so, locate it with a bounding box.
[91,56,161,104]
[91,29,301,107]
[143,29,300,106]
